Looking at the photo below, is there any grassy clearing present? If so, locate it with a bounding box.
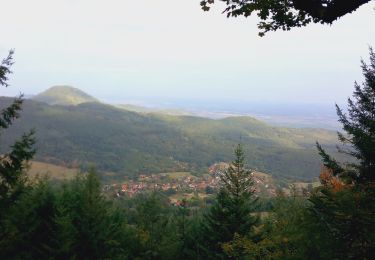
[27,161,79,181]
[163,172,194,180]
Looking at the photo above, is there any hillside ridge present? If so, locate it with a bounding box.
[0,96,339,181]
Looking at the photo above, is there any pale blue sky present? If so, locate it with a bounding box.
[0,0,374,105]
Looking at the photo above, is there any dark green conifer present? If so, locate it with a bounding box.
[312,48,375,259]
[201,144,259,259]
[55,168,126,259]
[0,50,35,207]
[0,51,35,249]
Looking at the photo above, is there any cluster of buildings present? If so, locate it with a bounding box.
[104,163,278,198]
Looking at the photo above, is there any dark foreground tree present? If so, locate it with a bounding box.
[317,47,375,185]
[201,144,259,259]
[200,0,373,36]
[0,51,35,236]
[0,180,57,259]
[54,168,131,259]
[311,48,375,259]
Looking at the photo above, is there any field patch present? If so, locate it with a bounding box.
[163,172,194,180]
[27,161,79,180]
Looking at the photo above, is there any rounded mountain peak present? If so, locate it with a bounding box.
[33,85,99,106]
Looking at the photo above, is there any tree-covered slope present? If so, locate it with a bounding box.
[0,96,338,181]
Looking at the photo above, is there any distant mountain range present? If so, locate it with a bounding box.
[109,96,341,130]
[0,86,342,181]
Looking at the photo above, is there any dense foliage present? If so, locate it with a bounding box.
[200,0,372,36]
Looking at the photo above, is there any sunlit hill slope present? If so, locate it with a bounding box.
[0,86,340,181]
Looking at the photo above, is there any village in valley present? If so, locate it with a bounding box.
[103,162,287,203]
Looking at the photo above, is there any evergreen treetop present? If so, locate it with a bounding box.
[317,48,375,186]
[201,144,259,259]
[220,144,255,198]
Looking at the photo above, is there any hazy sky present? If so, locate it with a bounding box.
[1,0,374,105]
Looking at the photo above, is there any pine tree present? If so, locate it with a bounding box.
[201,144,259,259]
[54,168,126,259]
[0,180,58,259]
[312,48,375,259]
[133,191,177,259]
[317,48,375,185]
[0,50,35,238]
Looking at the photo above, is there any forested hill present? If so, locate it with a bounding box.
[32,85,98,105]
[0,93,338,181]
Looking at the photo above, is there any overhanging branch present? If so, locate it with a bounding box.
[293,0,372,23]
